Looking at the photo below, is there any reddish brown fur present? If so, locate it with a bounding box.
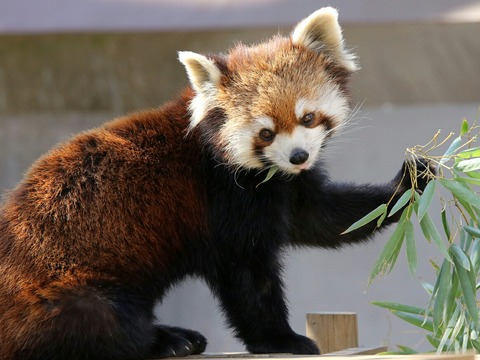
[0,89,207,359]
[218,36,345,135]
[0,10,357,357]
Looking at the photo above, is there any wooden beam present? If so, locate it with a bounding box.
[306,312,358,354]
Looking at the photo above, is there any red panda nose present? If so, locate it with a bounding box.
[289,148,309,165]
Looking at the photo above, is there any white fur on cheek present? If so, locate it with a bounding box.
[264,126,327,174]
[220,116,275,170]
[295,85,350,128]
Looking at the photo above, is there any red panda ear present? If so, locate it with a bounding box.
[178,51,222,93]
[178,51,221,129]
[291,7,358,72]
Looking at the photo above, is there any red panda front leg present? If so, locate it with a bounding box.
[291,159,434,248]
[211,254,320,355]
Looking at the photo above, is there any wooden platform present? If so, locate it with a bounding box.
[165,352,476,360]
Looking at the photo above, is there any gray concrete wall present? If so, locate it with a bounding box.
[1,22,480,117]
[1,20,480,352]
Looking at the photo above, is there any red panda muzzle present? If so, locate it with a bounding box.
[289,148,309,165]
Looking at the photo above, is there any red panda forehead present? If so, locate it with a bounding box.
[226,37,327,81]
[217,37,350,133]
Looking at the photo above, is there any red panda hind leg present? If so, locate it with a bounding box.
[148,325,207,358]
[2,281,206,360]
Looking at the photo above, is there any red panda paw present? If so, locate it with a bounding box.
[148,325,207,358]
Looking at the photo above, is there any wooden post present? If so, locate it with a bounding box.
[306,312,358,354]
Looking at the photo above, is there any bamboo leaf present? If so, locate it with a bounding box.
[389,189,413,217]
[371,301,430,316]
[377,209,388,228]
[452,258,478,324]
[440,179,480,210]
[454,195,477,225]
[405,220,417,275]
[437,306,461,353]
[455,158,480,172]
[450,311,465,348]
[456,146,480,160]
[433,260,452,330]
[465,170,480,179]
[460,118,469,136]
[445,275,459,330]
[451,244,471,271]
[454,176,480,186]
[392,311,434,332]
[419,213,451,261]
[441,207,451,241]
[470,239,480,274]
[418,180,437,222]
[440,136,462,165]
[427,334,441,349]
[256,165,279,187]
[342,204,387,234]
[471,340,480,352]
[464,225,480,238]
[396,345,419,354]
[368,217,406,283]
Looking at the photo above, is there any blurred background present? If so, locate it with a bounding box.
[1,0,480,353]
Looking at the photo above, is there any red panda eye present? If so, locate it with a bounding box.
[259,129,275,142]
[301,113,315,126]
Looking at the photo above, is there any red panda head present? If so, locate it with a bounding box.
[179,7,357,175]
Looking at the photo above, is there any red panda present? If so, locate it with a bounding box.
[0,8,431,360]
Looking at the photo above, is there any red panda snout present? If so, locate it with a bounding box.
[289,148,309,165]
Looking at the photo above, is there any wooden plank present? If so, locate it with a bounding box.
[306,312,358,354]
[164,352,477,360]
[323,346,387,356]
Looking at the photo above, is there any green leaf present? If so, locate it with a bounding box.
[427,334,441,349]
[371,301,430,315]
[451,244,471,271]
[445,275,459,329]
[342,204,387,234]
[437,306,462,352]
[422,281,434,295]
[460,118,469,136]
[465,170,480,179]
[256,165,279,187]
[454,195,477,223]
[418,180,437,222]
[392,311,434,332]
[396,345,419,354]
[388,189,413,217]
[454,176,480,186]
[455,158,480,172]
[433,260,452,330]
[470,239,480,274]
[452,257,478,325]
[368,216,406,283]
[419,213,451,261]
[440,179,480,210]
[377,209,388,228]
[464,225,480,238]
[441,207,451,241]
[471,340,480,352]
[405,220,417,275]
[457,146,480,160]
[440,136,462,165]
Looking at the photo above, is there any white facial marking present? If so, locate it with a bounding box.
[221,116,275,169]
[264,126,327,174]
[295,85,350,128]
